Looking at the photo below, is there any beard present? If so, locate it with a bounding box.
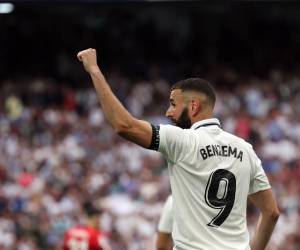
[174,107,192,129]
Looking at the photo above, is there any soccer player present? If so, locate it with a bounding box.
[156,195,173,250]
[63,202,110,250]
[77,48,279,250]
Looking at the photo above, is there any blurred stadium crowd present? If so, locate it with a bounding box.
[0,66,299,250]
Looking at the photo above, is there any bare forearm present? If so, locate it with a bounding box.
[250,214,278,250]
[77,48,152,147]
[89,67,134,131]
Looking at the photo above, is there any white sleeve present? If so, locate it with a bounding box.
[158,196,173,233]
[249,154,271,195]
[158,124,189,163]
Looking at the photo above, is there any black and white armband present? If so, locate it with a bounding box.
[148,124,160,151]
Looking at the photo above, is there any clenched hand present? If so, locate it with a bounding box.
[77,48,100,73]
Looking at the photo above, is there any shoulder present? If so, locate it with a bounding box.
[160,124,198,138]
[223,130,254,150]
[66,226,83,234]
[64,226,90,240]
[160,124,183,132]
[86,227,100,236]
[159,125,199,150]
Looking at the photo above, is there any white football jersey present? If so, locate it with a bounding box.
[157,118,270,250]
[158,195,173,234]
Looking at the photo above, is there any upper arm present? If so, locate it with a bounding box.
[248,189,279,216]
[249,150,271,195]
[117,118,189,163]
[158,125,189,162]
[247,147,279,216]
[117,118,153,148]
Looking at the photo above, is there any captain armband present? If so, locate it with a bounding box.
[148,124,160,151]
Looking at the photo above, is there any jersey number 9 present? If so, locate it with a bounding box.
[205,169,236,227]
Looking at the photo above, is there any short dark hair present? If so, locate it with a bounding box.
[83,202,101,217]
[171,78,216,108]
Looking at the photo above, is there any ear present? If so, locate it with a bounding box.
[190,99,201,116]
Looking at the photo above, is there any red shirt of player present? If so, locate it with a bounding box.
[63,226,107,250]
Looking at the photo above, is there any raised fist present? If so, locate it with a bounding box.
[77,48,99,73]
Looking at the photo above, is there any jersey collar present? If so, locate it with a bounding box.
[191,118,221,130]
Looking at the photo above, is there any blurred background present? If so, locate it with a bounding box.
[0,1,300,249]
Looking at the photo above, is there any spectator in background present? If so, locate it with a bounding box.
[0,66,299,249]
[63,202,110,250]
